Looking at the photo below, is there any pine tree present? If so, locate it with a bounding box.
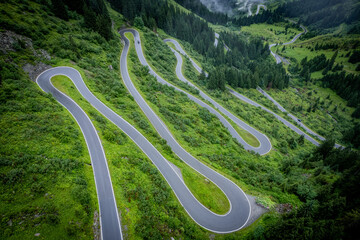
[51,0,69,20]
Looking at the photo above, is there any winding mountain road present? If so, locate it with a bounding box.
[164,38,271,155]
[269,24,307,64]
[163,35,345,149]
[34,21,335,238]
[119,29,252,233]
[36,68,123,240]
[163,38,324,147]
[122,30,271,155]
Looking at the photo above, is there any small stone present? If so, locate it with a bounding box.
[109,65,113,70]
[35,233,40,237]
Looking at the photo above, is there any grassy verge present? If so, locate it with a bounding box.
[241,23,302,44]
[125,32,230,215]
[51,75,212,239]
[0,67,97,239]
[127,30,303,209]
[142,30,261,148]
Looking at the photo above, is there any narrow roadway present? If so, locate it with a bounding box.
[122,30,271,155]
[119,29,252,232]
[269,24,307,64]
[163,37,341,148]
[165,38,271,155]
[36,68,123,240]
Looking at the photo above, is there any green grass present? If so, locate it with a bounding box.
[164,40,262,148]
[263,80,359,146]
[51,75,212,238]
[127,29,304,209]
[145,31,261,148]
[272,34,360,74]
[0,69,97,239]
[125,32,231,215]
[3,0,344,238]
[241,23,302,44]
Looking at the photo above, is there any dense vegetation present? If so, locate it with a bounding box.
[320,71,360,107]
[1,52,97,239]
[108,0,290,92]
[0,0,112,40]
[295,51,360,112]
[53,0,112,40]
[1,0,360,239]
[274,0,360,31]
[174,0,229,25]
[233,9,285,26]
[254,140,360,240]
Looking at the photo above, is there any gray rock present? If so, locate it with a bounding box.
[0,30,34,54]
[22,62,52,82]
[243,194,268,228]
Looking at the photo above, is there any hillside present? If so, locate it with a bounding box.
[1,0,360,239]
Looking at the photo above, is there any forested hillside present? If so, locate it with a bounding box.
[108,0,289,91]
[1,0,360,239]
[275,0,360,31]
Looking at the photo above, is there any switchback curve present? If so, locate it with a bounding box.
[36,68,123,240]
[162,36,337,148]
[119,29,252,233]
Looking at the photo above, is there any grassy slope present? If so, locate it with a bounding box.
[230,16,359,146]
[51,75,211,239]
[141,30,261,148]
[273,34,360,75]
[125,32,231,215]
[241,23,302,44]
[265,81,359,145]
[165,41,261,148]
[153,31,315,154]
[2,0,342,238]
[268,32,359,145]
[129,28,305,206]
[0,1,99,239]
[0,70,98,239]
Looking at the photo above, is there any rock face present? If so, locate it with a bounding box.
[22,62,52,82]
[0,30,33,54]
[92,211,101,240]
[0,30,53,81]
[0,30,51,60]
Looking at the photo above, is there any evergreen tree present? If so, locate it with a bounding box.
[51,0,69,20]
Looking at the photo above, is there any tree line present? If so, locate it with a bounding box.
[174,0,229,25]
[50,0,112,40]
[253,140,360,239]
[109,0,290,92]
[232,10,285,27]
[320,71,360,108]
[274,0,360,31]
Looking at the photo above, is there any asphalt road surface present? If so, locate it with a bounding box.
[255,4,267,15]
[118,29,252,232]
[36,68,123,240]
[257,87,343,148]
[269,24,307,64]
[164,38,272,155]
[163,37,342,148]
